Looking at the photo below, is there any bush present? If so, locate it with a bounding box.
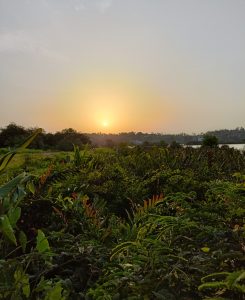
[202,134,219,147]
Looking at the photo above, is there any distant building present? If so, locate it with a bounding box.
[133,140,143,145]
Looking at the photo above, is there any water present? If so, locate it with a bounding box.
[189,144,245,150]
[226,144,245,150]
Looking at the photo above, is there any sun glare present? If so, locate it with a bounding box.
[102,120,109,128]
[64,74,168,133]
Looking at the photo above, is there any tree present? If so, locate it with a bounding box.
[105,139,115,148]
[202,135,218,147]
[0,123,28,147]
[55,128,91,151]
[159,140,168,148]
[169,141,182,149]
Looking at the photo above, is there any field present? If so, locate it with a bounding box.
[0,141,245,299]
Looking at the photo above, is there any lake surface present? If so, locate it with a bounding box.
[190,144,245,150]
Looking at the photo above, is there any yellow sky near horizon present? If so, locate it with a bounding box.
[56,74,174,133]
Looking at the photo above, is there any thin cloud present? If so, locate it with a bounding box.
[0,31,69,63]
[74,3,86,12]
[73,0,114,13]
[95,0,114,13]
[74,0,86,12]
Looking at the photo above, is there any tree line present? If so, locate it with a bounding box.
[0,123,244,150]
[0,123,91,151]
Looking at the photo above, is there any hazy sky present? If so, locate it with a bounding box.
[0,0,244,133]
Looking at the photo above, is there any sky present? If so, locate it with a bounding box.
[0,0,244,134]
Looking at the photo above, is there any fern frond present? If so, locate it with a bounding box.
[41,167,79,186]
[110,241,138,261]
[132,194,164,219]
[82,197,106,228]
[198,281,227,291]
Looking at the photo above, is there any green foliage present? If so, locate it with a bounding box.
[14,267,30,298]
[0,139,244,299]
[36,229,50,253]
[202,135,219,147]
[0,128,42,173]
[0,123,91,150]
[19,230,27,253]
[0,214,17,245]
[199,270,245,299]
[0,130,41,253]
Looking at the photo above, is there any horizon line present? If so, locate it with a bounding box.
[0,122,244,136]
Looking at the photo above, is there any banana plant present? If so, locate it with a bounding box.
[0,129,42,245]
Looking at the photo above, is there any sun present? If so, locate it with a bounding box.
[102,120,109,128]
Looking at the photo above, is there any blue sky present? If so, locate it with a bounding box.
[0,0,244,133]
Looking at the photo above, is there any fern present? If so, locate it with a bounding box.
[40,167,79,186]
[82,197,107,229]
[110,241,138,261]
[199,270,245,294]
[131,194,164,220]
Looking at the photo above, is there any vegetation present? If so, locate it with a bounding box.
[202,135,219,148]
[88,128,245,146]
[0,123,91,151]
[1,123,245,148]
[0,131,244,299]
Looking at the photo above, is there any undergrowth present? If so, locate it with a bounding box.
[0,139,244,299]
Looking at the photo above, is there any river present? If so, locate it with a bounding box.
[189,144,245,150]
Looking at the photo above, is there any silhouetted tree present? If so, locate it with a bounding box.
[0,123,28,147]
[105,139,115,148]
[159,140,168,147]
[55,128,91,151]
[202,135,218,147]
[169,141,182,149]
[0,123,91,150]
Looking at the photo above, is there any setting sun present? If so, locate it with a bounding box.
[62,74,170,133]
[102,120,109,128]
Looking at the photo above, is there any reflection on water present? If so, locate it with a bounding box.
[189,144,245,150]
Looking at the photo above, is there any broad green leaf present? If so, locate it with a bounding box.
[22,274,30,298]
[0,152,15,173]
[0,214,17,245]
[14,269,30,298]
[27,181,35,194]
[0,173,26,199]
[14,269,22,282]
[201,247,210,253]
[44,282,65,300]
[8,207,21,227]
[19,230,27,253]
[0,128,42,173]
[14,186,27,207]
[2,197,10,212]
[36,229,50,253]
[18,128,42,150]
